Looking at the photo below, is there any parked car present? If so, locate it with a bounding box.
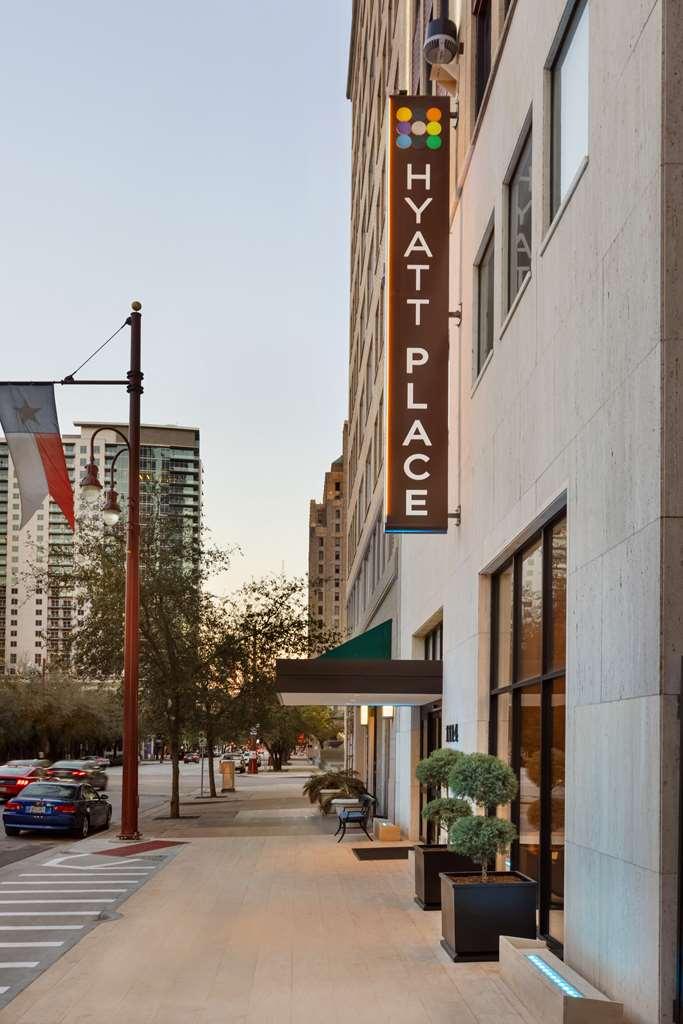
[221,753,245,774]
[3,780,112,838]
[45,760,108,791]
[0,765,48,800]
[183,752,200,764]
[6,759,52,769]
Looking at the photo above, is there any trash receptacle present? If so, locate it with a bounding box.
[219,760,235,792]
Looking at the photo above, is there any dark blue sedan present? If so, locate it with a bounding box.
[2,780,112,838]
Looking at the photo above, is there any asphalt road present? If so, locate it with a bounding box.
[0,759,212,864]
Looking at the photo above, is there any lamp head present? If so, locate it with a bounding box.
[102,489,121,527]
[424,15,459,65]
[80,462,102,500]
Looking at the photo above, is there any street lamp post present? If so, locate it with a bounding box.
[79,302,143,840]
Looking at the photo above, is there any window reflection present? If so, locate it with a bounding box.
[519,537,542,679]
[518,684,541,882]
[496,563,513,686]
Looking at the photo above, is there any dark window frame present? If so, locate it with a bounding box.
[489,510,567,955]
[507,128,533,311]
[473,0,492,118]
[549,0,589,218]
[476,223,495,375]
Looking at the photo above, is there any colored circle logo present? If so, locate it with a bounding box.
[395,101,445,151]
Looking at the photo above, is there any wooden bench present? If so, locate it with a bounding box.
[500,936,623,1023]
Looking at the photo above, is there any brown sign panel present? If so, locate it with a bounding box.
[385,95,449,534]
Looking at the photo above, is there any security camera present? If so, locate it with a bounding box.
[424,7,459,66]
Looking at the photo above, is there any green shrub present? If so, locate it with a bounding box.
[415,747,462,788]
[448,752,518,807]
[448,817,517,871]
[415,748,469,838]
[422,797,471,830]
[302,769,366,807]
[447,752,519,880]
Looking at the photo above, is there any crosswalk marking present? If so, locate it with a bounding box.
[19,876,140,882]
[0,912,100,917]
[0,988,8,994]
[0,942,63,948]
[0,926,83,931]
[0,890,126,895]
[0,900,115,905]
[0,962,39,969]
[2,882,133,887]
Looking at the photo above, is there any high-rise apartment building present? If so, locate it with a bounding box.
[0,422,201,672]
[308,454,346,638]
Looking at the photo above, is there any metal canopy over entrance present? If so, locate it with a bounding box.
[275,657,442,707]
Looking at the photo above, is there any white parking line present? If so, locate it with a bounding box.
[0,926,83,931]
[0,942,63,948]
[0,912,100,917]
[0,963,39,969]
[0,900,114,905]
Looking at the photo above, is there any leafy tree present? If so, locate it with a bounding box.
[58,504,233,817]
[220,575,340,771]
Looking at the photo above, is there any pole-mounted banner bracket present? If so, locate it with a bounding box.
[449,305,462,326]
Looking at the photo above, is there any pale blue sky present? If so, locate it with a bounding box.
[0,1,352,591]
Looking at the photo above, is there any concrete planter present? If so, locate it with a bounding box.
[439,870,537,961]
[413,844,481,910]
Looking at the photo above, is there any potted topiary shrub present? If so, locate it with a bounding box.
[302,769,367,815]
[413,748,475,910]
[439,752,537,960]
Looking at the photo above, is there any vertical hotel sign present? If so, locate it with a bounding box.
[385,95,449,533]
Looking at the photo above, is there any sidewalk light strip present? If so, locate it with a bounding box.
[525,954,583,998]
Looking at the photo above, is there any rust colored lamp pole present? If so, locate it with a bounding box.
[81,304,143,839]
[120,301,143,839]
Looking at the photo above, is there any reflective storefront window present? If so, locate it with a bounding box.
[490,512,567,950]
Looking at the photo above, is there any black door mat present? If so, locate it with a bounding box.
[353,846,413,860]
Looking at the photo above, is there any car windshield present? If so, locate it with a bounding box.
[0,766,33,777]
[7,760,36,767]
[19,784,78,799]
[51,761,89,769]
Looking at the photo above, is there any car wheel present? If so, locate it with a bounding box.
[4,827,20,837]
[74,815,89,839]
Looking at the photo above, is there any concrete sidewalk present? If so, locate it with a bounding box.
[0,771,536,1024]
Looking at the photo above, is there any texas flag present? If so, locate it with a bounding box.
[0,385,74,531]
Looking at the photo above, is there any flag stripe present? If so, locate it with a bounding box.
[3,434,49,528]
[35,435,74,529]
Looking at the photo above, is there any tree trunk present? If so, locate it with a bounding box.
[206,722,217,798]
[170,730,180,818]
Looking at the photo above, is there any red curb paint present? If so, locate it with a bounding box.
[95,840,187,857]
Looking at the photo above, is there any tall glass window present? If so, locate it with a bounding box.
[490,512,567,951]
[508,132,532,307]
[474,0,492,118]
[477,228,495,374]
[551,0,589,216]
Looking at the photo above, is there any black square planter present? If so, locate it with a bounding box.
[414,844,481,910]
[439,870,537,961]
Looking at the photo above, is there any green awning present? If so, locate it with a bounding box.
[320,620,392,660]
